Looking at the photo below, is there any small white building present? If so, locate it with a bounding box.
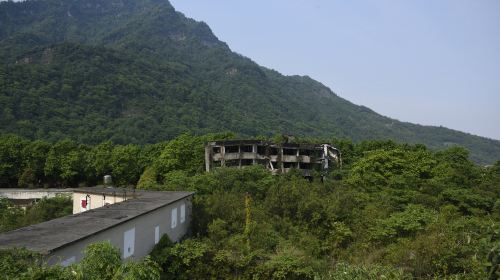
[0,187,194,266]
[72,188,130,214]
[0,188,72,207]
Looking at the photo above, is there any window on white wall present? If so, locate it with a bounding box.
[155,226,160,244]
[180,203,186,223]
[171,208,177,229]
[123,228,135,258]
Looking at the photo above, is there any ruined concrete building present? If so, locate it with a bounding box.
[205,140,341,177]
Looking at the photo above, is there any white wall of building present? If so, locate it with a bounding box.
[72,192,126,214]
[47,197,192,266]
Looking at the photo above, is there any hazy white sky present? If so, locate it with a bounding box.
[170,0,500,140]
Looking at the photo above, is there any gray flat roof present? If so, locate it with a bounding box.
[0,188,193,254]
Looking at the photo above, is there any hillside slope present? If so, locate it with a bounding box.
[0,0,499,164]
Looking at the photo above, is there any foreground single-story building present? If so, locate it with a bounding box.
[0,187,194,266]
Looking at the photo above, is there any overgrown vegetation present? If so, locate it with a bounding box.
[0,242,161,280]
[1,133,498,279]
[142,140,499,279]
[0,133,232,188]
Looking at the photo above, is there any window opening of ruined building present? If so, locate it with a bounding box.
[283,148,297,155]
[212,147,221,153]
[283,162,295,168]
[226,159,239,167]
[299,163,312,169]
[299,149,312,156]
[257,146,266,155]
[241,159,253,166]
[269,147,278,155]
[256,159,267,165]
[212,160,222,167]
[225,145,239,153]
[312,150,322,157]
[241,145,253,152]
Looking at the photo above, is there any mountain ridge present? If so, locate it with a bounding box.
[0,0,499,164]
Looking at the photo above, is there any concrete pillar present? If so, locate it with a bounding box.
[221,146,226,167]
[296,149,300,168]
[204,145,211,172]
[252,144,257,164]
[279,146,284,173]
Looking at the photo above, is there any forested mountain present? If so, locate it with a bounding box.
[0,0,499,164]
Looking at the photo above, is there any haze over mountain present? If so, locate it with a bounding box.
[0,0,499,164]
[170,0,500,141]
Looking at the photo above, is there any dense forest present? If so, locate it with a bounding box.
[0,0,499,164]
[0,133,499,279]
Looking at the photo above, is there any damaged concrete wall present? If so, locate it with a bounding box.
[205,140,341,176]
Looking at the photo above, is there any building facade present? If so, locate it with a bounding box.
[205,140,341,177]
